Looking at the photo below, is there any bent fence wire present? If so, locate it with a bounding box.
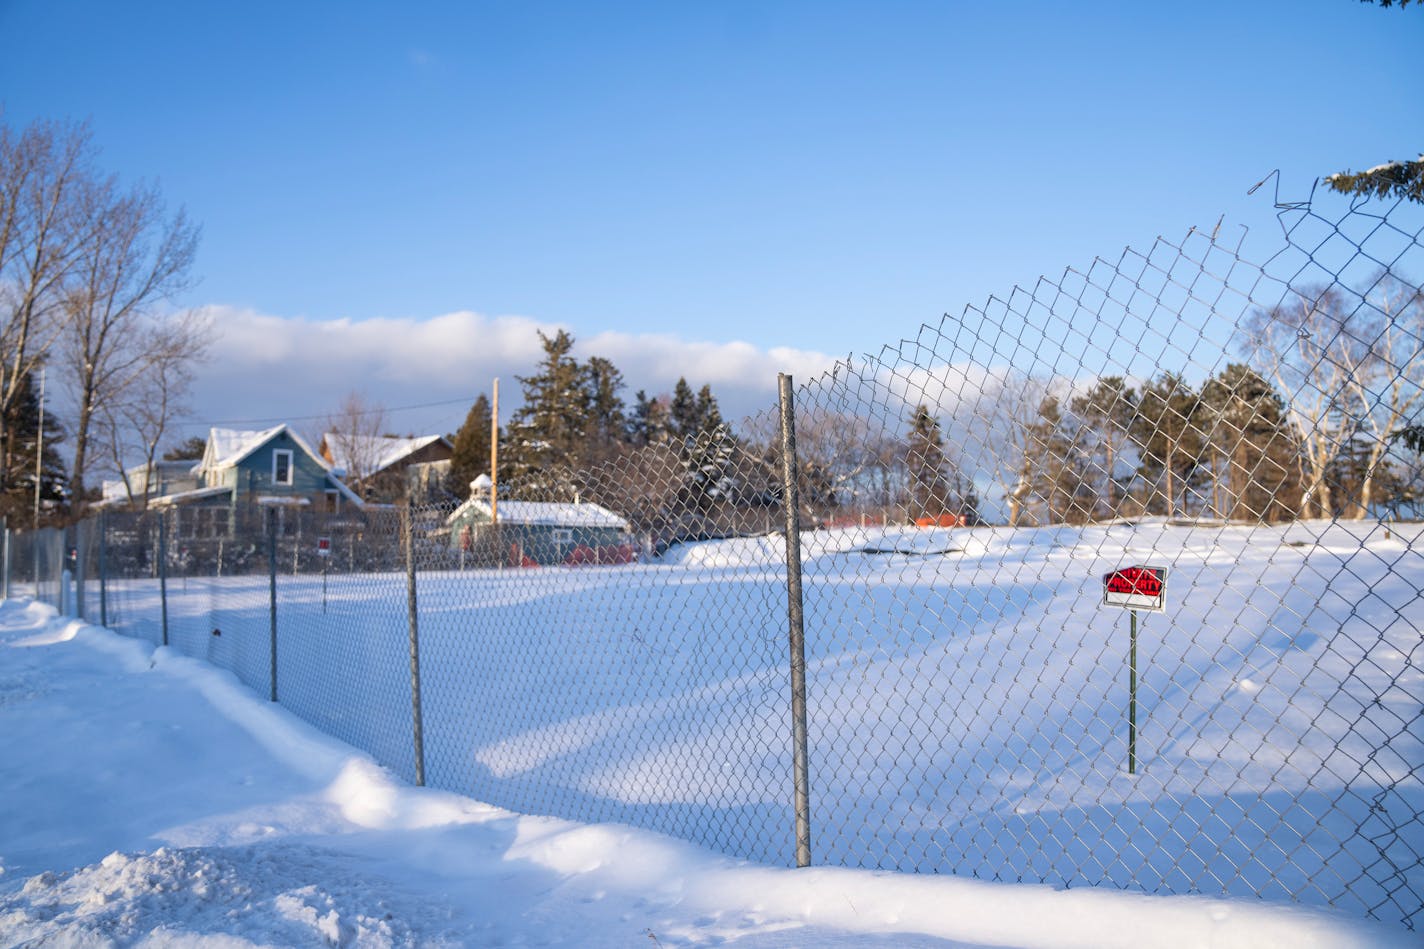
[5,187,1421,931]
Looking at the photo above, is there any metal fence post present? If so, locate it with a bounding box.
[2,517,9,601]
[99,511,108,627]
[158,511,169,647]
[404,498,427,787]
[74,521,86,621]
[778,373,812,868]
[267,505,278,703]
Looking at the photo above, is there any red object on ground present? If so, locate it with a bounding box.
[914,514,961,528]
[564,544,637,566]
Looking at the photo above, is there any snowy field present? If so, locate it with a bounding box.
[0,598,1415,947]
[76,517,1424,936]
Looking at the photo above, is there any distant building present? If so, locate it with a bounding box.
[100,425,363,536]
[445,489,634,566]
[317,433,454,504]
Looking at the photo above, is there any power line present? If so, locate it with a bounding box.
[188,394,483,428]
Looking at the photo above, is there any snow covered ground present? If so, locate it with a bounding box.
[85,519,1423,928]
[0,597,1413,947]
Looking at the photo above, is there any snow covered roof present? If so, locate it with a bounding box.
[320,433,451,478]
[202,425,325,471]
[149,486,234,508]
[199,424,366,509]
[447,497,629,530]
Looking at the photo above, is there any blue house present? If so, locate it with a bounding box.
[103,425,363,537]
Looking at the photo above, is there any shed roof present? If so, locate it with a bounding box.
[447,497,629,530]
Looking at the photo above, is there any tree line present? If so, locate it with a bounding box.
[446,330,743,522]
[856,276,1424,527]
[440,275,1422,538]
[0,117,208,525]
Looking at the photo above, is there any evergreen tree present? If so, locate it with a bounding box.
[683,420,739,510]
[1131,372,1206,518]
[669,378,699,443]
[695,384,723,432]
[629,390,671,446]
[905,404,956,520]
[1199,364,1300,522]
[162,436,208,461]
[502,330,591,493]
[1071,376,1138,518]
[679,384,737,511]
[583,356,629,466]
[0,371,67,525]
[1027,396,1091,524]
[449,393,493,499]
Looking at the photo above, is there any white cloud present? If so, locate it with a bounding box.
[187,305,838,437]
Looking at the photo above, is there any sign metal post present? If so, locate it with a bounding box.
[1102,565,1167,776]
[317,536,331,613]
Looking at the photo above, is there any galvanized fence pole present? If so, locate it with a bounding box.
[267,506,278,703]
[98,511,108,627]
[158,511,169,647]
[1128,609,1139,775]
[404,499,427,787]
[74,521,86,621]
[2,517,9,601]
[778,373,812,868]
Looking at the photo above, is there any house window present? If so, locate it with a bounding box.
[325,489,340,512]
[272,449,294,486]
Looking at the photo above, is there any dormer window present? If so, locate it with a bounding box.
[272,449,294,486]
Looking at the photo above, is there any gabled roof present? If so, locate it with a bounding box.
[199,424,365,508]
[447,497,629,530]
[202,424,326,471]
[319,433,452,479]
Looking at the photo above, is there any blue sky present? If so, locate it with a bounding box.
[1,0,1420,439]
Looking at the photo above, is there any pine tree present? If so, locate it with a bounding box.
[1026,396,1091,524]
[629,390,671,446]
[583,356,628,467]
[680,384,737,511]
[1199,364,1300,522]
[0,371,68,524]
[669,378,699,443]
[905,404,956,521]
[502,330,591,494]
[1131,372,1206,518]
[162,436,208,461]
[449,393,493,499]
[1071,376,1138,518]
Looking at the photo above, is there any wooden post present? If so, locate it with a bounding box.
[490,377,499,525]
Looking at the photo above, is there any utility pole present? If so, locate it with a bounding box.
[34,367,45,529]
[489,377,499,524]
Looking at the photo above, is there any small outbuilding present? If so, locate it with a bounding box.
[445,492,634,566]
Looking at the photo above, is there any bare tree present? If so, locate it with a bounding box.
[1335,275,1424,517]
[320,391,390,500]
[0,119,96,493]
[960,371,1051,526]
[97,309,211,509]
[1245,279,1423,519]
[61,174,201,509]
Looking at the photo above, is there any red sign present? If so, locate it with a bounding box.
[1103,565,1167,611]
[316,536,332,557]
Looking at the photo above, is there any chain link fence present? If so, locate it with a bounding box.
[4,186,1421,931]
